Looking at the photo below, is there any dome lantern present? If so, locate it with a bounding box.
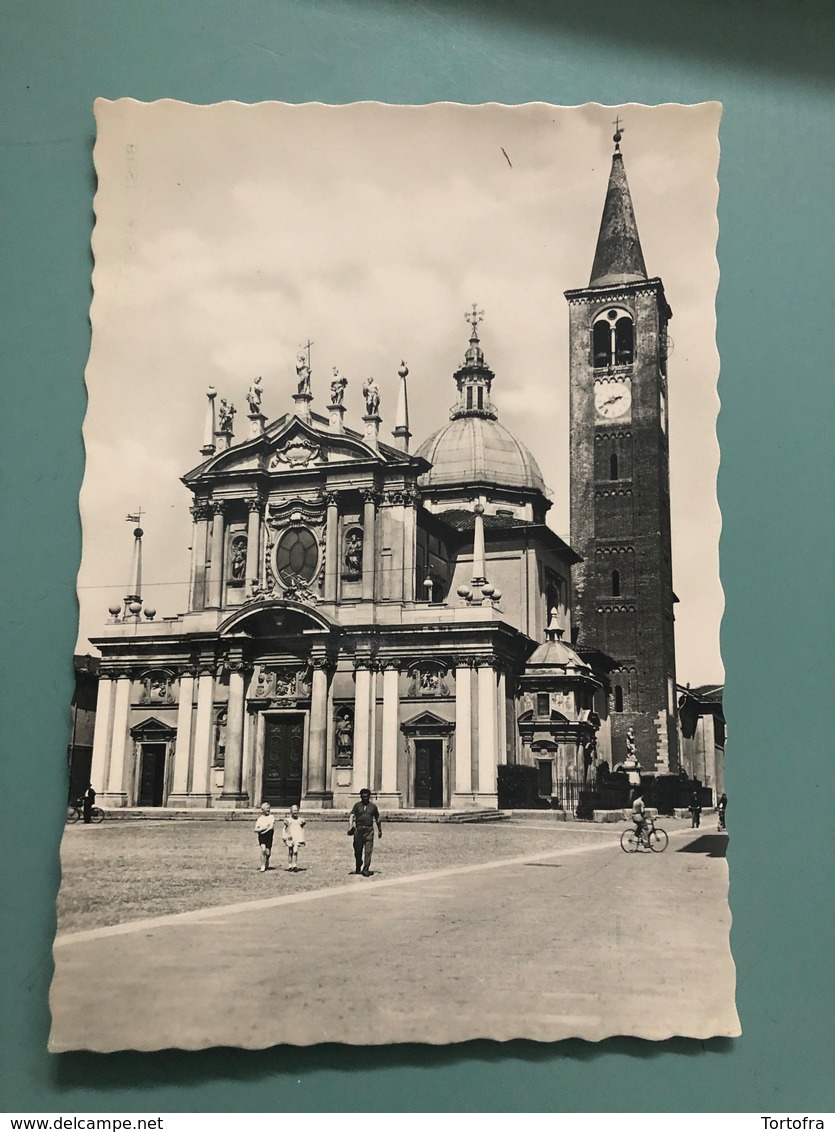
[450,304,497,422]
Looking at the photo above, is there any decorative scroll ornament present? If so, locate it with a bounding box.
[269,437,321,469]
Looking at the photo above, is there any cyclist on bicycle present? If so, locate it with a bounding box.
[631,790,647,840]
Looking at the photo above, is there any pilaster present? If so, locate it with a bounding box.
[474,658,499,808]
[101,669,131,807]
[188,503,210,611]
[189,664,216,806]
[352,658,374,793]
[206,500,226,609]
[323,492,339,602]
[168,667,196,803]
[244,497,262,591]
[218,655,249,806]
[89,673,115,796]
[361,490,378,602]
[305,655,335,806]
[378,659,402,807]
[452,657,474,805]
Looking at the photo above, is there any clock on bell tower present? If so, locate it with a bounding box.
[565,124,679,774]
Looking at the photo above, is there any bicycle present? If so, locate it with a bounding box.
[620,814,668,853]
[66,799,105,824]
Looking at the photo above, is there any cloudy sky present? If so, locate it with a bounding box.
[80,100,722,682]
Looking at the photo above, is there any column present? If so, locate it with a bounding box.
[352,660,373,792]
[103,671,131,806]
[245,498,262,590]
[89,673,115,795]
[169,668,195,802]
[206,500,226,609]
[305,658,333,805]
[190,666,215,805]
[453,659,473,803]
[402,489,417,601]
[219,660,248,805]
[361,490,377,602]
[497,668,508,762]
[324,492,339,602]
[379,661,401,806]
[476,660,498,806]
[188,504,210,611]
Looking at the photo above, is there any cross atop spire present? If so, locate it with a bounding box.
[612,115,623,152]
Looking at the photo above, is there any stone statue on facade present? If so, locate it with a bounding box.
[230,534,247,581]
[334,710,354,766]
[343,528,363,575]
[218,398,236,433]
[246,375,263,415]
[362,376,380,417]
[330,368,347,406]
[296,353,312,396]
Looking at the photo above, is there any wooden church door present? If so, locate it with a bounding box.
[262,715,305,806]
[414,739,443,808]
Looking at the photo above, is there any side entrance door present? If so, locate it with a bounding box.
[263,715,305,806]
[138,743,167,807]
[414,739,444,808]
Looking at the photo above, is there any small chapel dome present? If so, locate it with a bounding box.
[526,613,593,676]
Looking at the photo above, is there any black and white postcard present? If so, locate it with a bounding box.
[51,100,736,1050]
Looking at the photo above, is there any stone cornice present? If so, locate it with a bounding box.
[564,276,666,305]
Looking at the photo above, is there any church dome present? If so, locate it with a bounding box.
[417,415,547,494]
[416,308,548,498]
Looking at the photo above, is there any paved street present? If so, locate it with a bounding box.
[50,822,739,1049]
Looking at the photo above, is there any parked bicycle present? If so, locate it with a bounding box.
[621,814,668,853]
[66,799,105,824]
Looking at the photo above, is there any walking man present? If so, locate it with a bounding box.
[81,783,96,825]
[688,791,702,829]
[348,788,382,877]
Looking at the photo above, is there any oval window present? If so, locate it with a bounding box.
[276,527,319,585]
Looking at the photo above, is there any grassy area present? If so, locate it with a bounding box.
[56,819,599,933]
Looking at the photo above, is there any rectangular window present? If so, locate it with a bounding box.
[536,692,550,717]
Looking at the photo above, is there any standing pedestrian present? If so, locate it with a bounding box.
[348,788,382,877]
[254,802,275,872]
[282,804,306,871]
[82,783,96,825]
[688,791,702,828]
[718,792,728,830]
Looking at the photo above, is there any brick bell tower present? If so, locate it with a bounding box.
[565,123,679,773]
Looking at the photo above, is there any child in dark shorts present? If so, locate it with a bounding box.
[254,802,275,872]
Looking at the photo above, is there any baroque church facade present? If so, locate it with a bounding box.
[86,134,693,813]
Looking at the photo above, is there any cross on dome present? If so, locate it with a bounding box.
[465,303,484,337]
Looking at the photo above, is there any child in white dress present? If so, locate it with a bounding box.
[282,805,306,871]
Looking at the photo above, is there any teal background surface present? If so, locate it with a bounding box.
[1,0,832,1112]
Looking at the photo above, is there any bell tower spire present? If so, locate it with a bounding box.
[589,121,648,288]
[565,120,678,777]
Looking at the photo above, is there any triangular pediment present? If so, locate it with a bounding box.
[400,709,455,735]
[183,412,422,485]
[130,715,177,739]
